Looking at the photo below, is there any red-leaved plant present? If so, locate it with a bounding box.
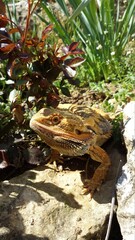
[0,0,84,124]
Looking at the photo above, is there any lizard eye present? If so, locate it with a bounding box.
[75,129,81,135]
[51,115,61,125]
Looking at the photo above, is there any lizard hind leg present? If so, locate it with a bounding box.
[83,145,111,198]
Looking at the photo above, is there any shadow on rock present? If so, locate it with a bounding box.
[0,232,50,240]
[82,212,122,240]
[33,181,82,209]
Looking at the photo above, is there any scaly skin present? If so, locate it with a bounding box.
[30,104,112,198]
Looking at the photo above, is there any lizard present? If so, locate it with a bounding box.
[30,104,112,198]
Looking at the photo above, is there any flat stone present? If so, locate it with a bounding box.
[0,141,124,240]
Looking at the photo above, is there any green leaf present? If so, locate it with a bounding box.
[39,2,71,44]
[56,0,69,16]
[39,0,135,81]
[60,86,71,96]
[68,0,91,22]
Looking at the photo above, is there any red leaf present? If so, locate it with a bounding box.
[73,49,85,55]
[42,24,53,35]
[12,105,24,123]
[0,14,8,27]
[7,58,27,79]
[0,35,12,44]
[62,45,69,54]
[25,39,34,46]
[69,42,79,52]
[26,37,39,47]
[46,92,60,108]
[61,49,85,61]
[60,54,68,61]
[42,24,53,41]
[65,57,85,68]
[0,43,16,53]
[39,78,49,89]
[0,0,6,15]
[64,65,76,78]
[37,41,45,48]
[8,27,20,35]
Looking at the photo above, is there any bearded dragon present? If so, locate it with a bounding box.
[30,104,112,198]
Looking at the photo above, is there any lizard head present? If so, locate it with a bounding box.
[30,108,95,156]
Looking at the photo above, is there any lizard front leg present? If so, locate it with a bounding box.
[83,145,111,198]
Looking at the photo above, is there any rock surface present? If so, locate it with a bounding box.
[117,101,135,240]
[0,140,125,240]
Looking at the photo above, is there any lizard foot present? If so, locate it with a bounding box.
[82,179,102,199]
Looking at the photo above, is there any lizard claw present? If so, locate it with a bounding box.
[82,179,101,198]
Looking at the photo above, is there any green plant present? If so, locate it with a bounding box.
[0,0,84,129]
[40,0,135,82]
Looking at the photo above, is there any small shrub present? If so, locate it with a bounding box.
[0,0,84,131]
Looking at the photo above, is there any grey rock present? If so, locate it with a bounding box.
[0,142,124,240]
[117,101,135,240]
